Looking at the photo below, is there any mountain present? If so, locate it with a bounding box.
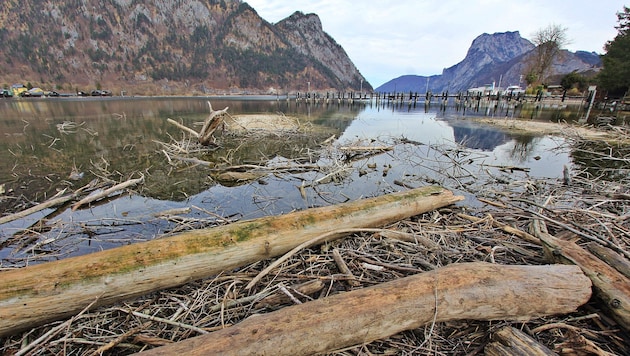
[375,31,602,93]
[0,0,370,95]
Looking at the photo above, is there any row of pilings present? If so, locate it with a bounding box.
[282,90,594,120]
[291,90,566,106]
[289,90,589,111]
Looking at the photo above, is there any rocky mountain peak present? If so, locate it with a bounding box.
[466,31,535,62]
[276,12,364,87]
[376,31,601,93]
[282,11,324,30]
[0,0,370,95]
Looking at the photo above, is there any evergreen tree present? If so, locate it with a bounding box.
[598,6,630,96]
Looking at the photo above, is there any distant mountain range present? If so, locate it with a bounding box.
[375,31,602,93]
[0,1,602,96]
[0,0,370,95]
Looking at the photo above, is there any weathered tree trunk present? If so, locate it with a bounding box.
[532,220,630,332]
[485,326,557,356]
[135,263,591,356]
[198,102,229,146]
[0,186,463,338]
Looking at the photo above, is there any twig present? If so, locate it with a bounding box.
[90,322,150,356]
[526,208,630,259]
[278,284,302,304]
[245,228,385,290]
[332,248,361,286]
[114,308,209,335]
[0,190,74,225]
[16,297,101,356]
[167,118,200,138]
[72,174,144,211]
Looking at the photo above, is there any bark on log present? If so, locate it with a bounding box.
[532,220,630,332]
[586,242,630,279]
[136,262,591,356]
[0,186,463,338]
[485,326,557,356]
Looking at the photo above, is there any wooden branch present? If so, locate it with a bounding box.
[254,280,325,308]
[172,156,215,167]
[458,213,542,246]
[0,191,74,225]
[167,118,199,138]
[338,146,393,152]
[485,326,556,356]
[586,242,630,279]
[331,248,361,286]
[136,262,591,356]
[199,104,229,146]
[71,174,145,211]
[245,228,384,290]
[378,229,441,250]
[0,186,463,337]
[532,220,630,331]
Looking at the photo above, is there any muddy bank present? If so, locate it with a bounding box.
[470,116,629,143]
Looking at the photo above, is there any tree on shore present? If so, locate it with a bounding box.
[524,24,569,86]
[598,6,630,97]
[561,71,587,92]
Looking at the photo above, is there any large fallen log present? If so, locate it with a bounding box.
[532,220,630,332]
[0,186,463,338]
[136,262,591,356]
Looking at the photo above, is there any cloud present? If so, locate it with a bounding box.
[245,0,625,87]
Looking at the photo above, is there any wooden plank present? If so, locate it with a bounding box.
[0,186,463,338]
[136,262,591,356]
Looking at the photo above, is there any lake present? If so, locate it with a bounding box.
[0,96,577,266]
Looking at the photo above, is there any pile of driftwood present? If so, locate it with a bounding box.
[0,106,629,355]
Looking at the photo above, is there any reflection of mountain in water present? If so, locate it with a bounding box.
[444,120,510,151]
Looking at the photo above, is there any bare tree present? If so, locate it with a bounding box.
[526,24,569,85]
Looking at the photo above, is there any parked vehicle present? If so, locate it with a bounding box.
[90,89,113,96]
[46,91,60,97]
[11,84,27,97]
[503,85,525,96]
[1,89,12,98]
[20,88,45,97]
[77,91,90,97]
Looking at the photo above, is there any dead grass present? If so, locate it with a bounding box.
[471,116,630,143]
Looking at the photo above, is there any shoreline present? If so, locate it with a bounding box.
[468,116,629,143]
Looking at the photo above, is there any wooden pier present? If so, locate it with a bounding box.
[286,90,590,120]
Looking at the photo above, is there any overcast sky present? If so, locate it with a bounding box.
[245,0,627,88]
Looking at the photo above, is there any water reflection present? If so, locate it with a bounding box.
[0,97,586,264]
[0,97,577,204]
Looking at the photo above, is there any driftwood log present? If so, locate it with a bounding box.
[199,101,229,146]
[136,262,591,356]
[0,186,463,337]
[485,326,556,356]
[532,220,630,332]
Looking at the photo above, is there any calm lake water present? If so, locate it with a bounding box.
[0,96,576,265]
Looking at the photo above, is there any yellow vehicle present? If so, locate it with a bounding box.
[11,84,27,97]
